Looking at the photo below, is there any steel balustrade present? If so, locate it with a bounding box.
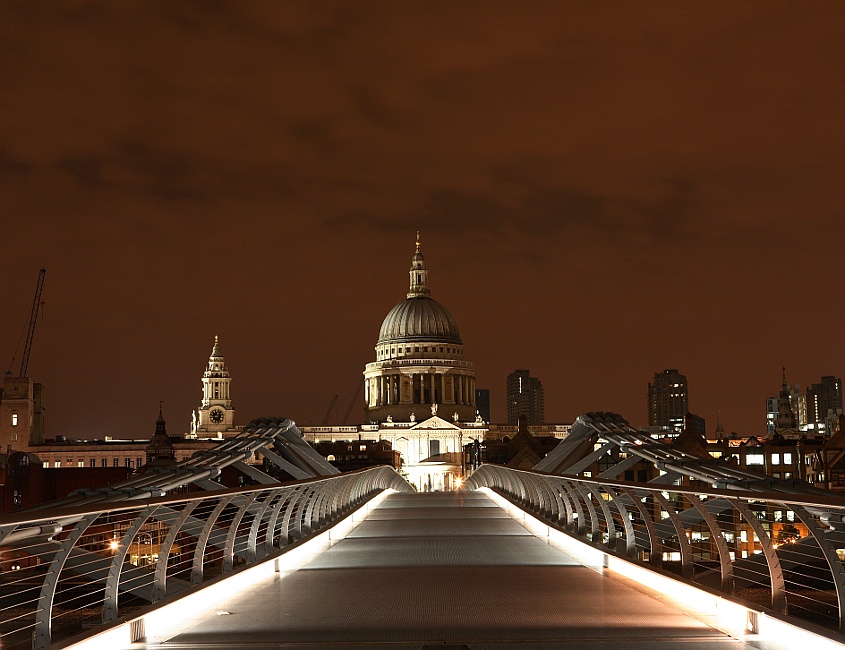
[0,465,411,650]
[464,464,845,635]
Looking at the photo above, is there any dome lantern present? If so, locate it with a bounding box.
[407,230,431,298]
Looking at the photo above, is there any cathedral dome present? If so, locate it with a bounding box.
[378,296,462,345]
[364,233,476,425]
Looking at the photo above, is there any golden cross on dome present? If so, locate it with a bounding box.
[415,231,421,253]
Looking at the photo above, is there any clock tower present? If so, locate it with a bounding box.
[193,336,238,438]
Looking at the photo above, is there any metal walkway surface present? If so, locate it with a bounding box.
[131,492,789,650]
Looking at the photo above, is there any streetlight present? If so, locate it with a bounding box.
[134,532,154,566]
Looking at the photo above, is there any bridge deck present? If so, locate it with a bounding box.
[132,492,786,650]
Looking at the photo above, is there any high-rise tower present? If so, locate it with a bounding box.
[807,375,843,434]
[506,370,544,425]
[647,369,688,431]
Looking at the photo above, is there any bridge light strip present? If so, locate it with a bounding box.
[478,487,845,650]
[63,488,396,650]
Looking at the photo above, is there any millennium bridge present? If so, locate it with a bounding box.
[2,413,845,650]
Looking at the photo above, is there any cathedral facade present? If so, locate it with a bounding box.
[306,235,484,491]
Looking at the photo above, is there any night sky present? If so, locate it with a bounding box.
[2,3,844,440]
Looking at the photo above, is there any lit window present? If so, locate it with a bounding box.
[771,454,780,465]
[55,461,61,468]
[11,413,18,426]
[786,510,795,522]
[326,454,336,461]
[746,453,764,465]
[783,453,793,464]
[77,460,84,467]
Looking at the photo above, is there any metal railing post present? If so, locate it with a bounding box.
[33,514,98,649]
[103,507,156,622]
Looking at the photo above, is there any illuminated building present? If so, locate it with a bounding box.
[647,369,688,432]
[806,375,843,435]
[363,233,477,424]
[190,336,240,438]
[765,381,805,435]
[23,341,242,470]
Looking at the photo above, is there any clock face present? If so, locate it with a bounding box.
[209,409,224,423]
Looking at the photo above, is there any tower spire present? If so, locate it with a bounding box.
[776,368,797,432]
[407,232,431,298]
[715,410,725,440]
[196,335,236,437]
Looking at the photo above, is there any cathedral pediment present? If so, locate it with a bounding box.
[410,415,462,431]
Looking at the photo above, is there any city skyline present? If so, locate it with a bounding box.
[2,4,844,439]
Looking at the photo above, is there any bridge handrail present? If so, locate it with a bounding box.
[465,464,845,637]
[0,466,412,649]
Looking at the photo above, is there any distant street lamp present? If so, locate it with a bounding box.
[135,532,154,566]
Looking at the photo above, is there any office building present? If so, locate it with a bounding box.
[647,369,688,432]
[475,388,490,423]
[506,370,544,425]
[806,375,843,435]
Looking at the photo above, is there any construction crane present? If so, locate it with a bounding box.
[341,379,364,425]
[18,269,46,378]
[320,395,339,425]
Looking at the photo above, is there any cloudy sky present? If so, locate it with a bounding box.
[1,2,844,439]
